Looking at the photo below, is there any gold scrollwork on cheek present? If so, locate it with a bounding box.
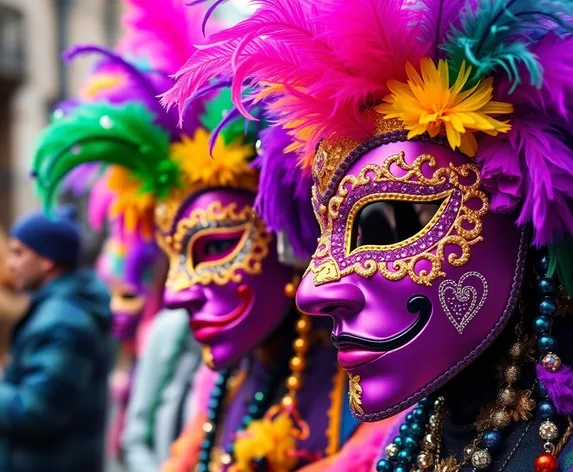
[156,201,272,290]
[348,373,365,415]
[309,151,489,287]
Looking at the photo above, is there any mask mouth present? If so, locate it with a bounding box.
[331,295,432,353]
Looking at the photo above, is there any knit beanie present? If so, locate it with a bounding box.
[10,205,82,266]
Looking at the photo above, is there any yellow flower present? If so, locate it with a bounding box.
[106,167,156,240]
[376,58,513,157]
[169,128,257,191]
[233,413,298,472]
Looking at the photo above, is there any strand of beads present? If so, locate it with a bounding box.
[534,253,560,472]
[375,397,433,472]
[415,397,445,470]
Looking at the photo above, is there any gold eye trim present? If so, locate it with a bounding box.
[308,152,489,287]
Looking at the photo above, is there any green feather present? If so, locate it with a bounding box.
[199,88,257,145]
[441,0,573,92]
[548,236,573,297]
[33,102,180,212]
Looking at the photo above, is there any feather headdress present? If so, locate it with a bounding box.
[165,0,573,294]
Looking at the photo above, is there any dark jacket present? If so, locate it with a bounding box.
[0,269,112,472]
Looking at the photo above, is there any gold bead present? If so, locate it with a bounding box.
[492,409,511,429]
[287,374,301,391]
[296,317,311,334]
[289,356,305,372]
[416,452,434,469]
[293,338,308,353]
[284,283,297,298]
[429,415,437,428]
[385,443,399,458]
[504,364,521,384]
[508,342,525,360]
[423,434,436,451]
[539,420,559,441]
[464,445,477,460]
[282,395,294,408]
[471,449,492,469]
[498,387,517,407]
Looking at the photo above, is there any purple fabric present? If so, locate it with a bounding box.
[537,363,573,415]
[254,126,319,259]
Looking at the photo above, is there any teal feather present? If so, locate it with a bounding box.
[33,102,179,212]
[548,236,573,297]
[441,0,573,92]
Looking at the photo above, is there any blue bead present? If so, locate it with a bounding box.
[399,424,409,437]
[403,436,418,450]
[408,422,424,438]
[412,407,427,421]
[393,435,404,447]
[200,439,212,450]
[418,397,431,408]
[539,400,556,419]
[539,298,557,316]
[482,430,502,449]
[537,255,550,273]
[538,383,549,398]
[539,278,556,295]
[198,450,210,462]
[196,464,209,472]
[254,391,265,403]
[207,398,220,411]
[405,413,414,423]
[211,386,223,399]
[538,335,557,353]
[248,404,260,416]
[394,467,409,472]
[397,450,414,465]
[241,416,253,428]
[207,409,217,421]
[376,459,392,472]
[533,316,552,335]
[215,375,227,387]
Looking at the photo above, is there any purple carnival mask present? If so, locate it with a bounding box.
[97,229,158,340]
[159,188,294,369]
[296,135,527,421]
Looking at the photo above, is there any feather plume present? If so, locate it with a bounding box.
[32,102,177,212]
[254,126,318,259]
[61,163,102,196]
[118,0,214,74]
[442,0,573,92]
[537,363,573,415]
[408,0,473,59]
[509,118,573,245]
[88,176,115,231]
[548,236,573,297]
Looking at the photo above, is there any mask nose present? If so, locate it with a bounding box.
[295,274,365,318]
[163,285,207,311]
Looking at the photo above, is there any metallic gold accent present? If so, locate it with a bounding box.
[156,201,272,290]
[309,152,488,286]
[202,346,215,369]
[348,373,364,415]
[313,112,405,197]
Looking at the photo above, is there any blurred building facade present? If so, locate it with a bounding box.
[0,0,121,231]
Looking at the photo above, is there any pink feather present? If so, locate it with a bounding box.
[118,0,217,74]
[509,118,573,246]
[87,176,115,231]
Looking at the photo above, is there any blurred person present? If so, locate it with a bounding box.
[1,206,112,472]
[122,308,202,472]
[0,230,29,369]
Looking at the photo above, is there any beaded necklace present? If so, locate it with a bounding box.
[375,251,572,472]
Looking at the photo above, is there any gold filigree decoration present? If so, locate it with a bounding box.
[348,373,364,415]
[202,346,215,370]
[157,201,272,290]
[312,112,406,197]
[309,152,488,286]
[437,457,461,472]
